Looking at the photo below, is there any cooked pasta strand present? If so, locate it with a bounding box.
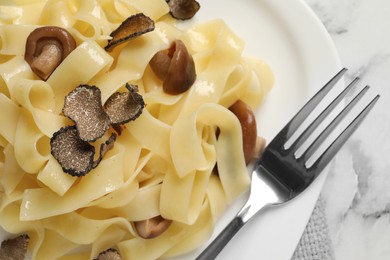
[0,0,273,258]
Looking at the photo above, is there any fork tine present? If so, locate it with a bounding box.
[278,68,347,142]
[308,94,380,173]
[289,77,360,152]
[300,85,370,162]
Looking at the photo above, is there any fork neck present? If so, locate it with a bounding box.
[259,149,314,198]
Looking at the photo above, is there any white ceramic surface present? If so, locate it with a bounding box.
[175,0,343,259]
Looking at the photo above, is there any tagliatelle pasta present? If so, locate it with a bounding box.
[0,0,273,259]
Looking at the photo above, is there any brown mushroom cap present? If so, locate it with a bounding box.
[149,40,196,95]
[167,0,200,20]
[25,26,76,81]
[229,100,258,164]
[134,215,172,239]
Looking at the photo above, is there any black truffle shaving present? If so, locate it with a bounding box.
[51,126,117,176]
[0,234,29,260]
[52,83,144,177]
[92,133,117,168]
[104,83,145,125]
[94,248,122,260]
[51,126,95,176]
[105,13,155,52]
[63,85,111,142]
[167,0,200,20]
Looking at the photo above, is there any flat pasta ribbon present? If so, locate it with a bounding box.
[0,0,273,259]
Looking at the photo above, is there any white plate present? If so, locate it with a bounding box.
[0,1,342,259]
[175,0,342,259]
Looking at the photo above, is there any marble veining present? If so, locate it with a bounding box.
[303,0,390,259]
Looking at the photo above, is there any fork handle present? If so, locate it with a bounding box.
[196,216,244,260]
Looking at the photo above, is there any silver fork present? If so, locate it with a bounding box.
[196,68,380,260]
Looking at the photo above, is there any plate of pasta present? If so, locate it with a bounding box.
[0,0,341,259]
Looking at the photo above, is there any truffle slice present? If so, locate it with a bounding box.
[105,13,155,52]
[104,84,145,125]
[167,0,200,20]
[0,234,29,260]
[51,126,117,176]
[63,85,111,142]
[92,133,117,168]
[94,248,121,260]
[50,126,95,176]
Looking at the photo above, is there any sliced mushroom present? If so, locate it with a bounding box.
[149,40,196,95]
[149,50,171,80]
[167,0,200,20]
[0,234,29,260]
[25,26,76,81]
[134,215,172,239]
[229,100,258,164]
[105,13,155,52]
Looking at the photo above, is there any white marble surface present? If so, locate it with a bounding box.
[303,0,390,259]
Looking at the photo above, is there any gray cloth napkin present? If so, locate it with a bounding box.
[291,196,335,260]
